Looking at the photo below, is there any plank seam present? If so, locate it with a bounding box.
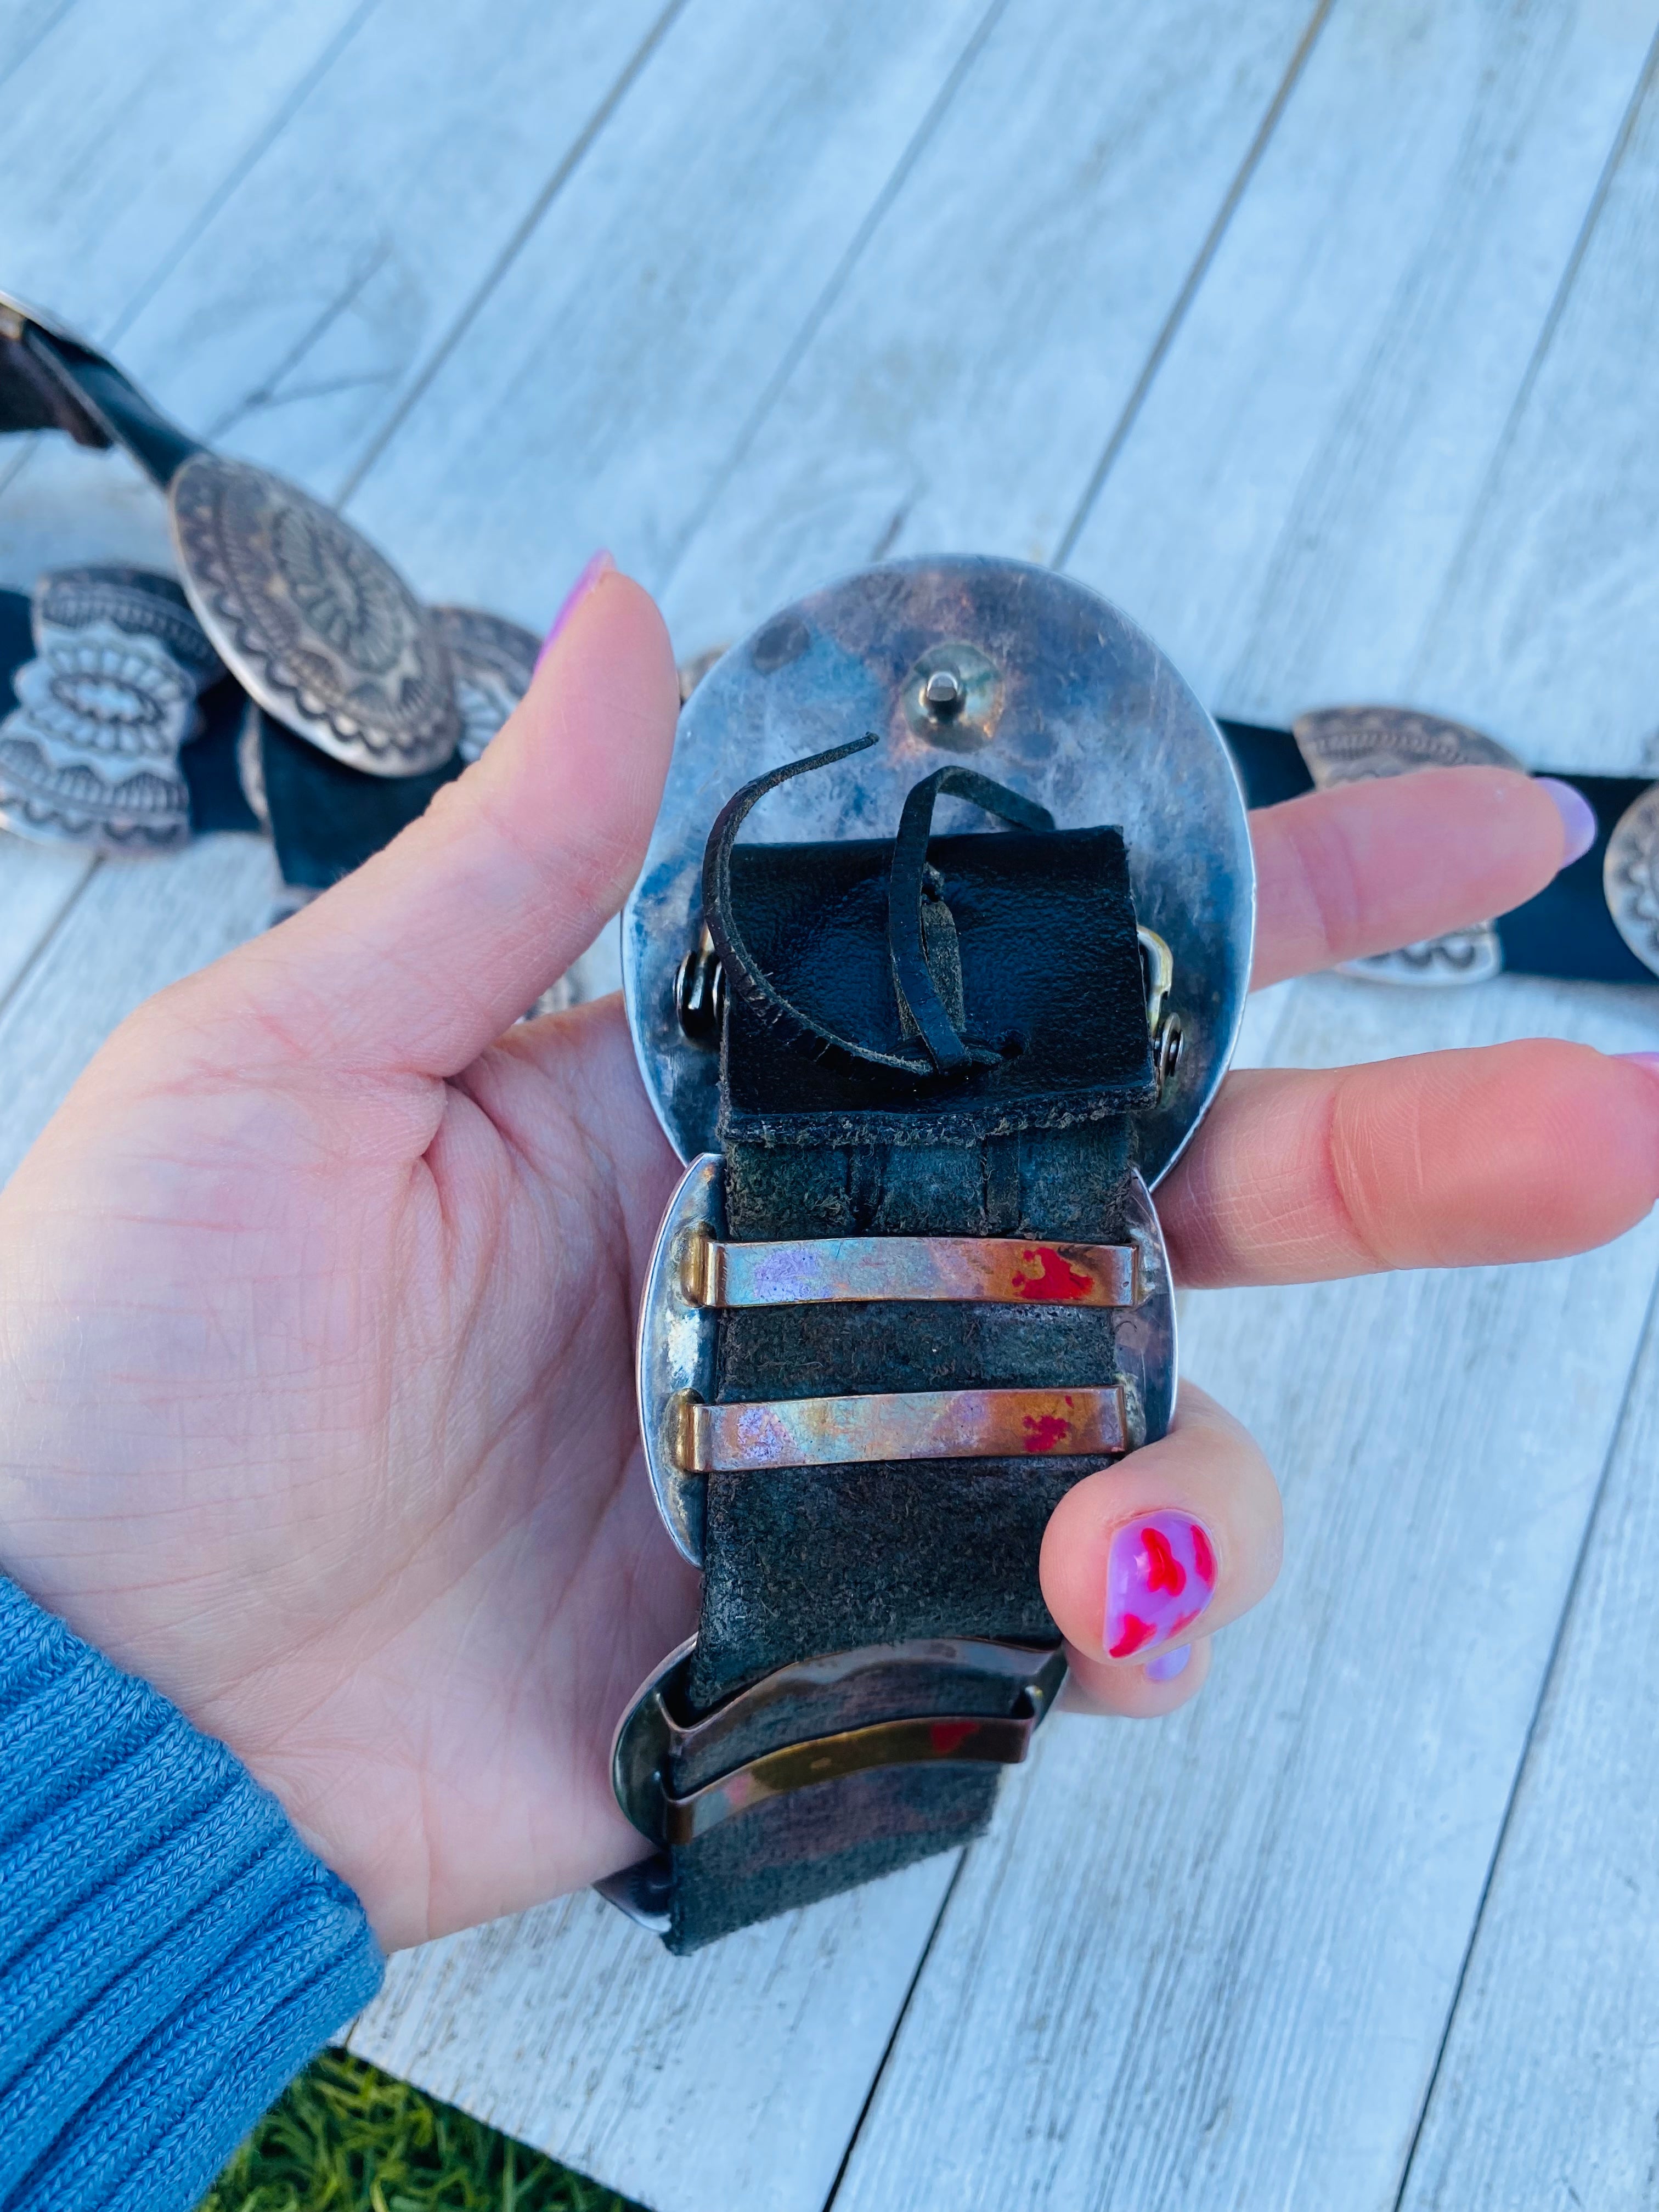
[334,0,693,509]
[1050,0,1335,572]
[0,855,100,1027]
[0,0,82,99]
[104,0,388,350]
[657,0,1017,596]
[1406,19,1659,702]
[820,1846,972,2212]
[1389,1256,1659,2212]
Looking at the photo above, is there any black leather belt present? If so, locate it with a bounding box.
[1221,712,1659,987]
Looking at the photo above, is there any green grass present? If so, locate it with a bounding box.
[200,2050,637,2212]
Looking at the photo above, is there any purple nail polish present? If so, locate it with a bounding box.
[534,549,615,671]
[1620,1052,1659,1080]
[1536,776,1597,867]
[1145,1643,1191,1683]
[1104,1510,1217,1661]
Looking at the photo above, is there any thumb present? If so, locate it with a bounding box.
[189,556,679,1079]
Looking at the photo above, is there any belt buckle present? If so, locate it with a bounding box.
[626,555,1254,1184]
[610,557,1255,1929]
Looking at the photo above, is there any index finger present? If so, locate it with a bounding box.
[1249,766,1577,989]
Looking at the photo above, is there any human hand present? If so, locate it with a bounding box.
[1,561,1654,1949]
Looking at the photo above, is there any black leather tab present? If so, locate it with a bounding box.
[257,710,463,888]
[720,825,1156,1144]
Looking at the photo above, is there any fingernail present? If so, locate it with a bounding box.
[1144,1643,1192,1683]
[1104,1511,1217,1660]
[1537,776,1597,866]
[535,550,615,670]
[1620,1052,1659,1081]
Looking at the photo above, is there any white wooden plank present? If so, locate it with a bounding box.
[1398,1279,1659,2209]
[349,1859,958,2212]
[90,0,677,506]
[1062,0,1659,739]
[658,0,1325,655]
[1390,73,1659,2203]
[0,0,678,587]
[340,0,1007,625]
[1409,38,1659,770]
[833,969,1659,2212]
[0,836,278,1186]
[0,0,371,337]
[0,837,92,1009]
[0,0,80,90]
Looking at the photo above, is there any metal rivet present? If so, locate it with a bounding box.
[922,668,964,716]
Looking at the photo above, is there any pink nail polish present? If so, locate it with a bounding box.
[1536,776,1597,867]
[534,550,615,670]
[1620,1052,1659,1081]
[1104,1511,1217,1660]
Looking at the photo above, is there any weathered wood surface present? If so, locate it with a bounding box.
[349,1858,960,2212]
[7,1,1659,2208]
[661,0,1328,651]
[1398,1259,1659,2211]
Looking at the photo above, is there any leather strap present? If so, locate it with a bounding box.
[664,769,1154,1951]
[1221,720,1656,986]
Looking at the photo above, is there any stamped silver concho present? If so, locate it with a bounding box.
[1294,705,1522,986]
[0,567,223,854]
[1604,785,1659,981]
[430,606,540,763]
[170,453,460,778]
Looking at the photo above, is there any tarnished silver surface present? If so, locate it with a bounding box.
[1111,1167,1178,1450]
[608,1634,1068,1850]
[1292,704,1522,785]
[170,452,460,777]
[0,567,221,854]
[1338,933,1505,987]
[638,1152,1175,1560]
[687,1228,1141,1310]
[431,604,539,763]
[624,558,1254,1184]
[1294,704,1520,985]
[1605,784,1659,980]
[638,1155,724,1562]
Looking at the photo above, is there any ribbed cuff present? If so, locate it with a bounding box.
[0,1578,384,2211]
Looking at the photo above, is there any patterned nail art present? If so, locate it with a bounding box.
[1104,1511,1216,1659]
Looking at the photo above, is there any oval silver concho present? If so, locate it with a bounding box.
[0,566,222,855]
[1294,705,1521,988]
[622,556,1255,1188]
[1604,784,1659,981]
[430,606,540,763]
[169,452,460,778]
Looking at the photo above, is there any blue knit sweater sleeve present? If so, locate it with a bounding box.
[0,1577,385,2211]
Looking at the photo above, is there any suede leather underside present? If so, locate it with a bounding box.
[666,817,1150,1953]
